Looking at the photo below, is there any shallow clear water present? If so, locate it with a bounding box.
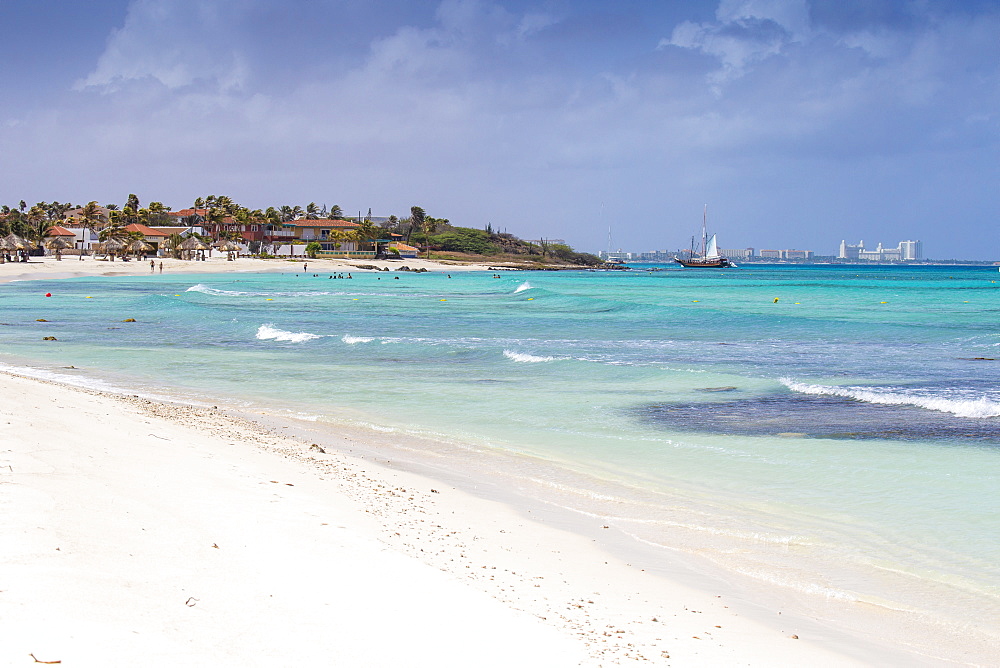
[3,264,1000,635]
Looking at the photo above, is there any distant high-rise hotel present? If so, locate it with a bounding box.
[898,240,923,260]
[760,249,813,260]
[838,240,922,261]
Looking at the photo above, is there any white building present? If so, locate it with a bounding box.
[759,249,813,260]
[859,243,901,261]
[719,248,755,260]
[839,239,922,261]
[838,240,864,260]
[899,240,923,260]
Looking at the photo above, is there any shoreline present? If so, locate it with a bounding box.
[0,254,496,285]
[1,363,966,666]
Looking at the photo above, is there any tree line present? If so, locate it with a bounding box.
[1,194,601,264]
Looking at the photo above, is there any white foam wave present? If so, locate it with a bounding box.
[186,284,253,296]
[186,284,343,297]
[513,281,533,293]
[503,350,554,363]
[342,335,374,344]
[256,324,321,343]
[781,378,1000,418]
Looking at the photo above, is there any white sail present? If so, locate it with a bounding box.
[705,234,720,259]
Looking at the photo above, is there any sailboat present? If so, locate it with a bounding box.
[674,206,735,268]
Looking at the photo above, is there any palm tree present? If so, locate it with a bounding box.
[407,206,425,245]
[165,233,185,259]
[98,222,130,260]
[327,229,350,256]
[422,217,439,259]
[75,201,104,260]
[329,204,344,219]
[146,201,170,226]
[206,207,227,241]
[25,205,49,249]
[354,219,380,255]
[306,202,320,219]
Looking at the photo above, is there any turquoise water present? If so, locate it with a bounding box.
[3,264,1000,639]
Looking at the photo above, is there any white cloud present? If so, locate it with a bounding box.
[715,0,810,39]
[78,0,250,92]
[660,1,809,88]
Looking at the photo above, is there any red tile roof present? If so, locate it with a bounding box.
[47,225,77,237]
[167,208,208,217]
[124,223,169,237]
[284,219,359,228]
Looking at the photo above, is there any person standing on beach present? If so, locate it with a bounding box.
[304,263,308,272]
[150,260,155,272]
[159,262,163,273]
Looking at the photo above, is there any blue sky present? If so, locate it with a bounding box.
[1,0,997,258]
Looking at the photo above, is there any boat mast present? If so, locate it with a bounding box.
[702,204,708,258]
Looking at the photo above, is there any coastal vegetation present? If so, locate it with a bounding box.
[0,194,603,266]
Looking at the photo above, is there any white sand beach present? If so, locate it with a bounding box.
[0,370,885,667]
[0,257,956,666]
[0,253,493,285]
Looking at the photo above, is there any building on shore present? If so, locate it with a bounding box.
[719,248,755,260]
[632,250,686,262]
[759,249,814,260]
[899,240,924,260]
[598,250,632,262]
[838,240,923,261]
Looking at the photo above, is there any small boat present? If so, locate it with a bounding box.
[674,206,735,268]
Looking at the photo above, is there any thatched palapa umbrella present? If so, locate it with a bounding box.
[179,236,210,260]
[0,233,30,263]
[45,236,74,260]
[95,238,126,261]
[128,239,154,257]
[0,233,30,250]
[213,239,241,261]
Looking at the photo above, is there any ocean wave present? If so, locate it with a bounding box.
[342,335,374,344]
[781,379,1000,418]
[187,284,252,296]
[503,350,554,363]
[513,281,533,294]
[186,284,343,297]
[256,324,321,343]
